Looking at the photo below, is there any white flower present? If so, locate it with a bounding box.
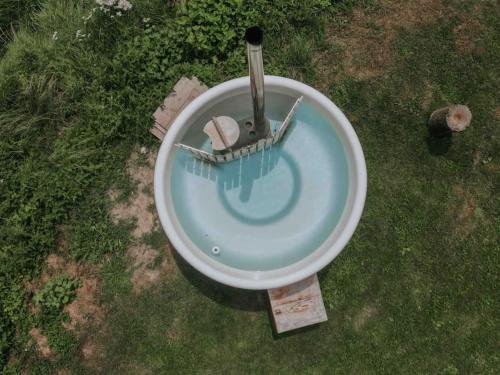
[140,146,147,154]
[116,0,132,11]
[117,11,122,16]
[83,12,93,21]
[143,17,150,23]
[96,0,116,6]
[52,31,58,40]
[76,29,86,39]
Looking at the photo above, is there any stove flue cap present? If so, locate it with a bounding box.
[245,26,263,45]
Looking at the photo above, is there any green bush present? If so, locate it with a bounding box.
[33,276,80,312]
[176,0,255,60]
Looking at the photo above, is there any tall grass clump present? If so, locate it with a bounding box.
[0,0,43,52]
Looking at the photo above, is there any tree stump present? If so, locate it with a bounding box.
[428,104,472,134]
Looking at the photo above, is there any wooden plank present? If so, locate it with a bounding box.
[224,151,233,162]
[275,96,303,142]
[175,143,214,163]
[150,76,208,140]
[268,274,327,334]
[150,127,166,141]
[265,137,273,148]
[257,138,266,151]
[249,143,257,154]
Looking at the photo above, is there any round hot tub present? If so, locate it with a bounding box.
[154,76,366,290]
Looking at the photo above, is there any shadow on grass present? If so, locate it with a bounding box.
[172,247,326,339]
[270,321,322,340]
[172,249,267,312]
[425,128,452,155]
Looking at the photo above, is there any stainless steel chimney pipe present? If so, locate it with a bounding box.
[245,27,270,138]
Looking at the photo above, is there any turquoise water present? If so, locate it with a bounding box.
[170,102,349,271]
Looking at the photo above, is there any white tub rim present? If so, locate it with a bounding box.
[154,76,367,290]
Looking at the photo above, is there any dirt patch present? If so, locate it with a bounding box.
[127,243,176,294]
[449,185,479,239]
[110,149,159,239]
[325,0,445,80]
[64,274,104,332]
[453,1,488,54]
[46,253,67,272]
[472,151,482,167]
[80,338,99,364]
[80,339,94,361]
[125,363,154,375]
[29,328,53,358]
[353,305,377,332]
[110,147,178,293]
[377,0,445,30]
[453,18,483,53]
[36,254,105,334]
[421,81,435,111]
[166,329,179,340]
[35,254,106,367]
[79,335,105,370]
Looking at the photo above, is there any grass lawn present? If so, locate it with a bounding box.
[0,0,498,373]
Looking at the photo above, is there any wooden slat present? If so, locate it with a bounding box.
[268,274,327,334]
[150,76,208,140]
[257,138,266,151]
[275,96,303,142]
[150,127,166,141]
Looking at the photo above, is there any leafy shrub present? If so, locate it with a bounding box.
[176,0,255,60]
[33,276,80,312]
[113,0,255,88]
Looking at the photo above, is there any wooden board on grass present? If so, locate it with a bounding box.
[150,76,208,140]
[268,274,328,334]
